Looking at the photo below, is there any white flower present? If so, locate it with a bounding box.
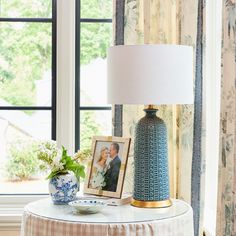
[52,162,64,171]
[51,150,64,170]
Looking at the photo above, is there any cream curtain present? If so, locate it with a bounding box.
[216,2,236,235]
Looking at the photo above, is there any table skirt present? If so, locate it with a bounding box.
[21,208,193,236]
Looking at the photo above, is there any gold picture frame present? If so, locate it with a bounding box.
[84,136,131,198]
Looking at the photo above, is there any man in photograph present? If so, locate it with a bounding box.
[102,142,121,192]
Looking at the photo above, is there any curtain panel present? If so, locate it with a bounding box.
[216,1,236,235]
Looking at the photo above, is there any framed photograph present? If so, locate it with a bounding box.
[84,136,131,198]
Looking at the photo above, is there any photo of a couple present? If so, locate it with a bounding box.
[84,136,130,198]
[89,142,121,192]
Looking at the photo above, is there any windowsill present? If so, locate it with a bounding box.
[0,195,49,231]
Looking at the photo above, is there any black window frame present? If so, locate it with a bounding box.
[0,0,57,140]
[75,0,112,151]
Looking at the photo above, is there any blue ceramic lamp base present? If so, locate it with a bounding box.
[131,107,172,208]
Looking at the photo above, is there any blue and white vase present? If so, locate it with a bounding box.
[49,173,79,204]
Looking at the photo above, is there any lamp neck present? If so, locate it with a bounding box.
[143,108,158,117]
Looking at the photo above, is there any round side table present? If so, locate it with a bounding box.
[21,198,193,236]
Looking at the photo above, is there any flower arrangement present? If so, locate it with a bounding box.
[37,140,85,180]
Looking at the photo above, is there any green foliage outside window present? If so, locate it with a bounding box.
[80,111,101,150]
[0,22,51,106]
[0,0,111,106]
[0,0,112,150]
[5,140,40,181]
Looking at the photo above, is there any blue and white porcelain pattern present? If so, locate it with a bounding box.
[49,173,79,204]
[69,200,107,214]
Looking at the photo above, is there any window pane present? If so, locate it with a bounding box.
[0,110,51,194]
[80,23,112,106]
[0,0,52,18]
[81,0,112,19]
[80,110,112,150]
[0,22,52,106]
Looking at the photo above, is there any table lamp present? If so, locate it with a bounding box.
[107,45,193,208]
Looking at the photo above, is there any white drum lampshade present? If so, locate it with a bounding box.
[107,44,193,105]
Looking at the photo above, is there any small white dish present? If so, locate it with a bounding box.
[68,199,107,214]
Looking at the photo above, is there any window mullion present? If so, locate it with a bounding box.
[75,0,81,151]
[79,107,112,111]
[51,0,57,140]
[0,107,52,110]
[56,0,76,154]
[0,18,52,22]
[80,18,112,23]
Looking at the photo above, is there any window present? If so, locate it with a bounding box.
[75,0,113,151]
[0,0,56,194]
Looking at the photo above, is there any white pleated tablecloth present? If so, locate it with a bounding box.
[21,198,194,236]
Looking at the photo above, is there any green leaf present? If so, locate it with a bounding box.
[62,146,67,157]
[46,170,61,179]
[79,169,86,179]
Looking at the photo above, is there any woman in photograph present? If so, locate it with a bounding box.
[89,146,109,189]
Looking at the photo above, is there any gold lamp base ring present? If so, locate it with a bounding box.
[131,199,172,208]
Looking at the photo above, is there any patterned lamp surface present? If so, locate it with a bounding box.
[107,45,193,208]
[132,108,171,208]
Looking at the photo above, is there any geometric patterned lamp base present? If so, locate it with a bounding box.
[131,199,172,208]
[132,107,171,208]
